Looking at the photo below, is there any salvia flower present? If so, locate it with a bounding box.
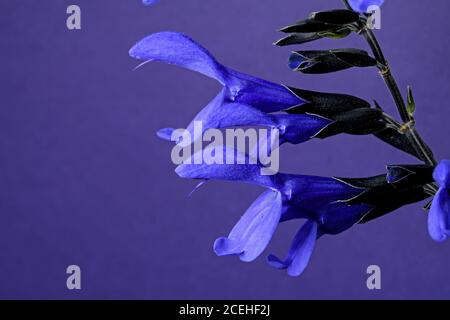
[157,89,333,146]
[175,148,432,276]
[428,160,450,242]
[176,148,370,275]
[130,32,391,146]
[142,0,159,5]
[129,32,339,144]
[348,0,385,13]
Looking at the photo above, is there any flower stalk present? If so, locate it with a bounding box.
[342,0,437,167]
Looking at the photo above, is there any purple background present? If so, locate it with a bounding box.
[1,0,450,299]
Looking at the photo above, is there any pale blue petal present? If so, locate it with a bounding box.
[267,220,318,277]
[214,190,283,262]
[428,188,450,242]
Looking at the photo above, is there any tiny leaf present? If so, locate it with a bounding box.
[407,85,416,116]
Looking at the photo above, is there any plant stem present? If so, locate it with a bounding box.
[342,0,437,166]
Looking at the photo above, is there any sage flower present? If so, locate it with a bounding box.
[176,149,431,276]
[428,160,450,242]
[142,0,159,5]
[176,148,370,275]
[348,0,384,13]
[130,32,389,146]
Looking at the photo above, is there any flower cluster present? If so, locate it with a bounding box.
[132,0,448,276]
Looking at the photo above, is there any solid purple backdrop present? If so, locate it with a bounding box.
[1,0,450,299]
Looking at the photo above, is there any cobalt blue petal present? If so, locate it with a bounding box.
[267,219,318,277]
[175,147,276,188]
[129,32,304,113]
[226,69,304,113]
[176,152,365,208]
[156,128,175,141]
[313,202,372,234]
[428,188,450,242]
[428,160,450,242]
[276,174,365,209]
[275,114,332,145]
[348,0,384,13]
[179,89,332,146]
[433,160,450,189]
[214,190,283,262]
[142,0,159,5]
[281,199,372,232]
[129,32,229,84]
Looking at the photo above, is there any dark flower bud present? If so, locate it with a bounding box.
[315,108,386,138]
[386,164,434,186]
[289,48,377,74]
[286,87,371,116]
[276,10,360,46]
[285,88,386,137]
[279,10,359,33]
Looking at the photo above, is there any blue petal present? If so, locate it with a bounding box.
[156,128,174,141]
[129,32,228,84]
[433,160,450,188]
[142,0,159,6]
[129,32,303,113]
[314,202,372,234]
[267,220,318,277]
[276,175,365,209]
[175,147,275,188]
[177,89,331,146]
[281,200,371,232]
[428,188,450,242]
[276,114,332,144]
[176,155,364,208]
[214,190,283,262]
[348,0,384,13]
[226,69,304,113]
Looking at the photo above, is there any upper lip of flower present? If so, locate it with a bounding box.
[129,31,304,114]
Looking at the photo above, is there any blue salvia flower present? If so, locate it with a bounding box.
[156,88,332,146]
[176,148,372,276]
[129,32,387,146]
[142,0,159,6]
[348,0,384,13]
[428,160,450,242]
[128,32,336,144]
